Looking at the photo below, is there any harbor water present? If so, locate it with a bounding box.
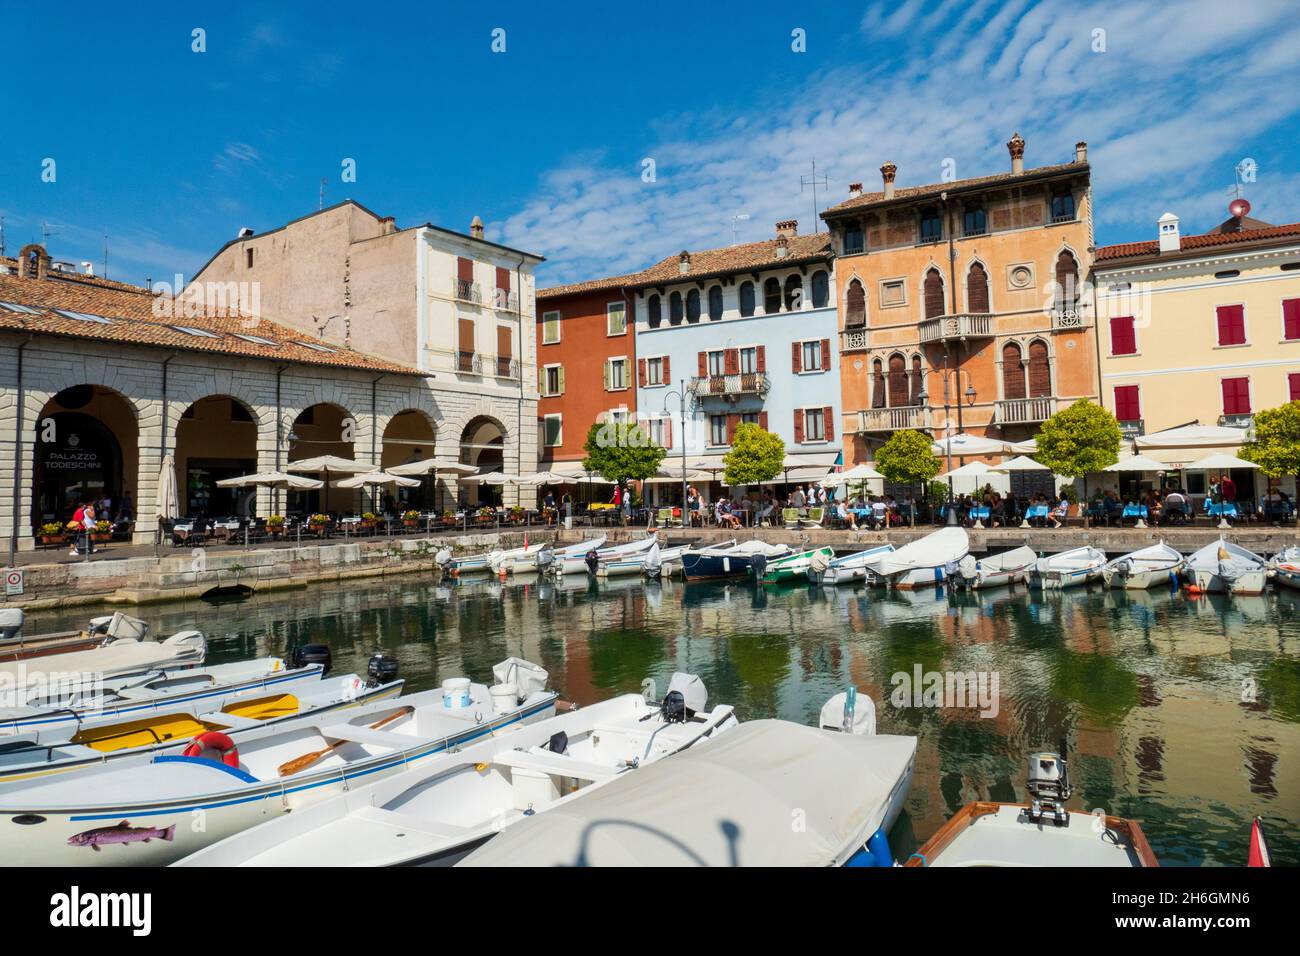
[24,572,1299,866]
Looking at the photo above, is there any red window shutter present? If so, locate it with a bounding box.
[495,267,510,292]
[758,411,768,431]
[793,410,804,443]
[791,342,802,373]
[756,345,766,373]
[1216,304,1246,346]
[725,348,739,375]
[726,414,739,445]
[698,351,707,376]
[664,418,673,448]
[820,339,831,369]
[1221,377,1251,414]
[663,355,670,381]
[1284,299,1300,340]
[1110,316,1136,355]
[1290,373,1300,402]
[638,359,647,387]
[457,257,474,282]
[823,406,834,442]
[1113,385,1141,421]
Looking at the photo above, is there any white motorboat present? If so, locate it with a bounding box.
[617,541,693,579]
[680,539,790,580]
[458,709,917,867]
[1268,546,1300,592]
[1185,538,1268,595]
[0,658,554,866]
[0,670,404,788]
[873,527,969,589]
[1029,546,1107,590]
[1101,542,1183,590]
[489,542,552,574]
[550,536,606,561]
[448,552,493,576]
[174,673,739,867]
[953,545,1036,590]
[811,544,895,585]
[552,533,658,576]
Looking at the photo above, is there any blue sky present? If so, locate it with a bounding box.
[3,0,1298,290]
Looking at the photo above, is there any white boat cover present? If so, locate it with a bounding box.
[875,527,969,576]
[553,537,606,558]
[458,720,916,867]
[0,630,205,685]
[963,545,1036,575]
[1036,546,1106,572]
[1107,542,1182,569]
[1186,538,1265,573]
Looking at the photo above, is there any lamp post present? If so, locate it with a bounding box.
[941,361,956,524]
[663,380,690,518]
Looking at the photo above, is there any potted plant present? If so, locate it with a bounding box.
[360,511,378,530]
[91,519,112,542]
[440,508,457,527]
[402,509,420,528]
[309,512,329,529]
[476,506,495,524]
[508,505,524,524]
[266,515,286,536]
[39,522,65,545]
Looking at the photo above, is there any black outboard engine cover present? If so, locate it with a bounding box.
[367,652,399,686]
[751,553,768,579]
[548,731,568,754]
[290,643,333,675]
[584,550,599,574]
[660,690,687,723]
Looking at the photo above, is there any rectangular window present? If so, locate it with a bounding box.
[739,347,757,375]
[1290,372,1300,402]
[646,356,664,386]
[801,340,823,371]
[1216,304,1246,346]
[804,408,825,441]
[1284,298,1300,340]
[542,310,560,344]
[1109,315,1137,355]
[543,415,563,447]
[741,412,760,426]
[607,302,627,336]
[707,350,726,376]
[647,418,668,447]
[607,358,627,390]
[1113,385,1141,421]
[543,365,562,396]
[1221,376,1251,415]
[709,414,727,446]
[245,248,254,269]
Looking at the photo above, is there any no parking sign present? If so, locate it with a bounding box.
[4,570,23,596]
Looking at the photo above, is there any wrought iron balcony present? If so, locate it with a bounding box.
[495,357,520,379]
[456,350,481,374]
[918,312,994,343]
[854,406,930,433]
[841,326,869,352]
[687,372,771,400]
[491,290,520,312]
[452,278,482,304]
[994,396,1057,425]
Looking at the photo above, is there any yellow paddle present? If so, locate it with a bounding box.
[277,706,414,777]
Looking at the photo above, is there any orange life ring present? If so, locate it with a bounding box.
[182,731,239,769]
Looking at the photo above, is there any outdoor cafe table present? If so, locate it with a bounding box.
[968,506,991,522]
[1206,502,1239,517]
[1026,504,1050,520]
[1122,504,1149,519]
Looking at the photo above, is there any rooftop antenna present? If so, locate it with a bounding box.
[730,213,750,246]
[103,233,109,279]
[41,221,60,247]
[800,159,829,232]
[0,215,5,258]
[319,177,327,211]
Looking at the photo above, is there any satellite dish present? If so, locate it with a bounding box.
[1229,198,1251,219]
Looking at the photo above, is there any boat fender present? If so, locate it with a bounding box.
[182,731,240,769]
[844,829,895,867]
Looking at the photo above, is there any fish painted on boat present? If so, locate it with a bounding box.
[68,821,176,852]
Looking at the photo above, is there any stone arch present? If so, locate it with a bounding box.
[173,394,263,518]
[843,275,867,329]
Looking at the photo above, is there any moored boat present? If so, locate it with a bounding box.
[1184,537,1268,595]
[756,546,835,584]
[952,545,1036,590]
[1101,541,1183,590]
[552,533,658,575]
[1268,546,1300,592]
[1029,546,1107,590]
[680,539,789,581]
[873,527,969,590]
[489,542,552,574]
[811,544,895,586]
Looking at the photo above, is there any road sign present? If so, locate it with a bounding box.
[4,569,23,596]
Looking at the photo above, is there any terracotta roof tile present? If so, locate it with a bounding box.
[537,271,646,300]
[822,161,1087,216]
[0,269,421,376]
[1095,221,1300,262]
[630,232,832,288]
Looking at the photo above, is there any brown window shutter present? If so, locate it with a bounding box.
[726,414,739,444]
[756,345,766,373]
[791,342,802,373]
[1028,340,1051,397]
[967,263,989,312]
[495,267,510,292]
[924,268,944,319]
[824,406,834,442]
[638,358,647,387]
[725,348,739,375]
[458,317,474,351]
[793,410,804,443]
[820,338,831,369]
[1002,344,1026,399]
[458,257,474,282]
[663,355,670,381]
[758,411,768,431]
[664,418,673,448]
[888,354,908,406]
[698,351,707,376]
[497,325,512,358]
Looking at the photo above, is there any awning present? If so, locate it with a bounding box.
[1134,424,1250,450]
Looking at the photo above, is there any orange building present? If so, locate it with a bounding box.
[534,275,639,467]
[821,133,1100,467]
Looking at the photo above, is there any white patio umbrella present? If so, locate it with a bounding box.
[387,459,478,478]
[642,471,711,484]
[1184,452,1260,471]
[1103,454,1168,472]
[332,470,422,489]
[822,463,885,486]
[939,461,995,480]
[286,455,371,513]
[992,455,1049,472]
[518,470,581,485]
[156,454,180,521]
[216,471,324,490]
[932,434,1014,457]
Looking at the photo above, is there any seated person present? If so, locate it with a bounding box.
[870,497,888,530]
[1162,489,1187,524]
[1050,496,1069,528]
[836,500,857,530]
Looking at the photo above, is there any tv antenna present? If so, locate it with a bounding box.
[0,215,6,258]
[801,159,829,231]
[42,221,61,247]
[103,233,110,279]
[730,213,750,246]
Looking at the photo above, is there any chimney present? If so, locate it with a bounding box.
[849,182,863,199]
[17,243,49,280]
[775,219,798,239]
[470,215,484,240]
[1074,141,1087,164]
[379,216,396,236]
[880,162,897,200]
[775,234,789,259]
[81,261,94,276]
[1008,132,1026,175]
[679,250,692,274]
[1157,212,1180,253]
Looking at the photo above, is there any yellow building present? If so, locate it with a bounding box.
[1092,209,1300,500]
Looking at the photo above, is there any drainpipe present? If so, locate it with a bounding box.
[159,354,176,545]
[515,255,527,509]
[8,335,34,567]
[274,364,287,514]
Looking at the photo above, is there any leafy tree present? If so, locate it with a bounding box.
[1035,401,1120,495]
[723,423,785,486]
[875,429,941,525]
[581,421,666,483]
[1240,401,1300,488]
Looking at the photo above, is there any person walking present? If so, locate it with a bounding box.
[81,500,98,555]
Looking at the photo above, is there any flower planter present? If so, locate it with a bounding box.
[403,520,419,529]
[40,535,65,546]
[91,533,111,543]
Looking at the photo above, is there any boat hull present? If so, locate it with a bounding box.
[1031,566,1104,590]
[1275,566,1300,591]
[681,552,755,580]
[1189,568,1267,596]
[962,567,1029,591]
[1103,566,1177,590]
[887,565,951,590]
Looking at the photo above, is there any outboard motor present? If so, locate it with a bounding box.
[661,672,708,722]
[1113,558,1133,579]
[751,553,768,580]
[366,652,399,686]
[584,550,600,574]
[290,643,333,675]
[955,554,979,589]
[434,548,452,568]
[1026,737,1073,826]
[0,608,25,642]
[87,614,113,638]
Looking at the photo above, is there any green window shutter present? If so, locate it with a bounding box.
[557,366,566,394]
[603,361,610,390]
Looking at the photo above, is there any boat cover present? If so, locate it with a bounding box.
[875,527,968,576]
[458,720,916,867]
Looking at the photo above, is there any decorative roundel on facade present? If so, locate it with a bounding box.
[853,359,864,370]
[1066,341,1076,349]
[1008,265,1033,289]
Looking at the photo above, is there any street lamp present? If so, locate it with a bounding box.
[663,380,691,520]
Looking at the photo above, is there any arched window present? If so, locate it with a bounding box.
[784,274,803,311]
[647,294,662,329]
[845,278,866,328]
[871,359,886,409]
[910,355,924,405]
[669,291,683,325]
[686,288,701,323]
[1002,343,1026,399]
[924,267,945,319]
[1054,251,1079,310]
[739,281,756,317]
[707,285,723,321]
[967,262,990,313]
[887,354,909,407]
[1028,340,1051,397]
[811,270,829,308]
[919,207,943,242]
[763,278,781,314]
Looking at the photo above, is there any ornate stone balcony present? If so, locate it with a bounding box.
[687,372,771,400]
[918,312,994,344]
[854,405,930,433]
[841,326,869,352]
[994,396,1057,425]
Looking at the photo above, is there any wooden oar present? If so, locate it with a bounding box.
[277,706,414,777]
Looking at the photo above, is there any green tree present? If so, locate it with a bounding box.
[1035,400,1120,496]
[875,429,941,525]
[723,423,785,487]
[581,420,666,483]
[1240,400,1300,489]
